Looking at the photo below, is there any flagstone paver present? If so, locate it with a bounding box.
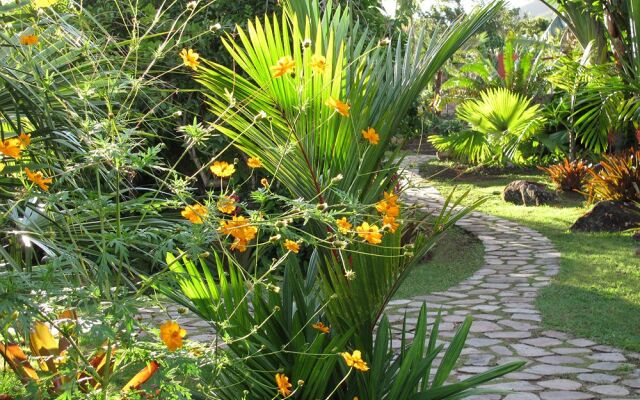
[381,155,640,399]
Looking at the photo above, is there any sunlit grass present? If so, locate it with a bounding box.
[395,225,484,299]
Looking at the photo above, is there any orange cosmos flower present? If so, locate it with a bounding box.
[210,161,235,177]
[0,139,22,159]
[325,96,350,117]
[384,190,399,204]
[247,157,262,168]
[24,168,53,191]
[375,191,400,217]
[341,350,369,372]
[310,54,326,74]
[18,133,31,148]
[336,217,352,234]
[271,56,295,78]
[217,196,236,214]
[19,34,38,45]
[284,239,300,253]
[383,215,399,233]
[311,321,330,334]
[356,222,382,245]
[220,216,258,252]
[181,204,208,224]
[361,127,379,145]
[230,238,248,253]
[275,373,292,397]
[180,48,200,70]
[160,321,186,352]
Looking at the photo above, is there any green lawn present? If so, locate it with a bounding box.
[420,160,640,352]
[395,225,484,299]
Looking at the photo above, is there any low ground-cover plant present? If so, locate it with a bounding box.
[587,148,640,203]
[539,158,592,192]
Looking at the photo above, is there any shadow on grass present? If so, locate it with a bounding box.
[538,283,640,352]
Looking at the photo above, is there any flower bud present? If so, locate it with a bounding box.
[210,23,222,31]
[378,37,391,46]
[345,270,356,281]
[254,110,267,121]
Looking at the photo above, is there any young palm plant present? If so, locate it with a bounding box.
[431,87,546,165]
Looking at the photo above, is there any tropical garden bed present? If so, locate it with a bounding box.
[2,0,640,398]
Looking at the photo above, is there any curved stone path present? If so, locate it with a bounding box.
[384,155,640,399]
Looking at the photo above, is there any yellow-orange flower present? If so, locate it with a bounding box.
[284,239,300,253]
[220,216,257,240]
[325,96,350,117]
[341,350,369,372]
[217,196,236,214]
[160,321,186,352]
[261,178,269,188]
[275,373,292,397]
[384,190,399,204]
[24,168,53,191]
[356,222,382,245]
[181,204,208,224]
[383,215,399,233]
[361,127,379,145]
[19,34,38,46]
[247,157,262,168]
[180,48,200,70]
[311,321,330,334]
[18,133,30,148]
[220,216,258,252]
[0,139,22,159]
[310,54,326,74]
[336,217,352,234]
[271,56,295,78]
[375,191,400,217]
[230,238,248,253]
[210,161,235,177]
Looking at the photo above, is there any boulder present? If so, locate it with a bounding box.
[570,201,640,233]
[502,180,556,206]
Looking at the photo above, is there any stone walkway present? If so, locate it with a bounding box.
[385,155,640,399]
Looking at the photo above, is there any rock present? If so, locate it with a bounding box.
[570,201,640,233]
[503,180,556,206]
